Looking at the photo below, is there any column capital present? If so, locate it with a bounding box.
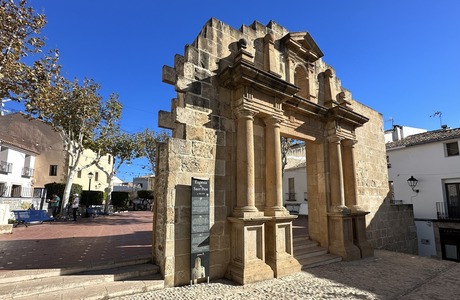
[327,135,343,144]
[263,116,282,127]
[342,139,358,147]
[234,107,257,119]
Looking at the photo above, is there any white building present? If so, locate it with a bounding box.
[0,137,39,210]
[386,126,460,261]
[282,143,308,215]
[0,140,36,197]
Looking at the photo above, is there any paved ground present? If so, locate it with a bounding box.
[114,250,460,300]
[0,211,152,270]
[2,212,460,299]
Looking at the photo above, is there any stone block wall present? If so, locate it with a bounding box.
[367,201,418,254]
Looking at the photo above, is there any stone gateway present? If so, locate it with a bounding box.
[154,18,390,287]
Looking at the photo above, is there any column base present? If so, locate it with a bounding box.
[265,216,301,277]
[330,205,351,214]
[264,206,291,217]
[227,217,273,285]
[233,206,264,218]
[327,213,361,261]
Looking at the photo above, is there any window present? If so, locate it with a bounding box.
[49,165,58,176]
[446,183,460,219]
[445,142,459,157]
[95,172,99,181]
[286,178,296,201]
[77,170,82,178]
[108,155,112,164]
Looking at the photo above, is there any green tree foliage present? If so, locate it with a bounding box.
[96,131,145,211]
[80,190,104,207]
[111,191,129,210]
[0,0,60,101]
[44,182,82,200]
[136,129,169,174]
[137,190,154,200]
[25,76,122,212]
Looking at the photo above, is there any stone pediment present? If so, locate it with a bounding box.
[281,32,324,62]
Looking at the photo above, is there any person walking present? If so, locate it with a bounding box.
[47,194,61,218]
[72,193,80,222]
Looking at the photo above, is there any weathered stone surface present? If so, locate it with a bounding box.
[154,18,391,287]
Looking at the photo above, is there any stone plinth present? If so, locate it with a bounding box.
[328,213,361,261]
[265,216,301,277]
[227,217,274,284]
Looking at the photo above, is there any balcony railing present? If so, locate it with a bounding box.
[0,186,34,198]
[436,202,460,220]
[0,161,12,173]
[22,166,34,177]
[285,193,296,201]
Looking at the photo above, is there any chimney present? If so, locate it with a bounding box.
[392,125,402,141]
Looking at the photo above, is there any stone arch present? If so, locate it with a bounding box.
[156,18,387,287]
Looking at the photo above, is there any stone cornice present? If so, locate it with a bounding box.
[327,105,369,128]
[283,95,328,118]
[219,59,299,101]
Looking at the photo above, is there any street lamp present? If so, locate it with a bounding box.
[407,176,419,193]
[88,172,94,191]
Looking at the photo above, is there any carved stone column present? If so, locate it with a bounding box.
[327,136,360,260]
[263,116,300,277]
[227,108,272,285]
[328,136,349,214]
[342,139,374,258]
[234,108,262,218]
[264,116,289,216]
[342,139,360,212]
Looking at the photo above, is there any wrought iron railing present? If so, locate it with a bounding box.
[22,166,34,177]
[0,161,12,173]
[285,193,296,201]
[436,202,460,220]
[0,186,34,198]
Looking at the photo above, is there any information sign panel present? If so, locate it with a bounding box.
[190,178,210,284]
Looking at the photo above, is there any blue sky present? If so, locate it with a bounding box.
[6,0,460,181]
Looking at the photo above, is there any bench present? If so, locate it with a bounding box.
[12,210,55,227]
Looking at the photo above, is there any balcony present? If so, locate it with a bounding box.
[436,202,460,220]
[22,166,35,177]
[0,161,12,173]
[0,186,34,198]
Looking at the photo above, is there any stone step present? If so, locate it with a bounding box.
[0,256,152,284]
[0,262,162,299]
[299,253,342,269]
[294,246,328,260]
[293,236,342,269]
[14,274,164,300]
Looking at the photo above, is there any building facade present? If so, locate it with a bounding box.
[282,143,308,215]
[387,126,460,261]
[0,113,112,209]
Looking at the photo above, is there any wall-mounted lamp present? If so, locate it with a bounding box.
[407,176,419,193]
